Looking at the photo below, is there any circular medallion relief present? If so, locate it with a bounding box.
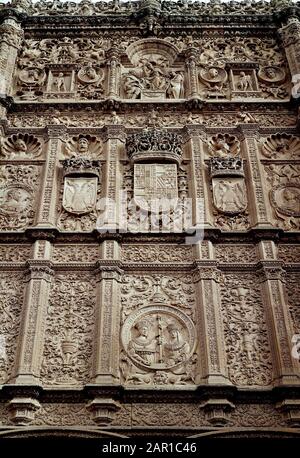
[18,67,46,86]
[199,67,227,84]
[77,66,103,84]
[0,185,32,215]
[270,184,300,217]
[121,305,196,371]
[258,66,286,84]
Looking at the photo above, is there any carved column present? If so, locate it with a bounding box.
[92,255,122,384]
[184,127,212,228]
[193,244,230,385]
[258,241,299,386]
[107,48,121,99]
[13,254,54,384]
[240,124,271,228]
[279,16,300,85]
[184,48,199,99]
[36,125,66,228]
[0,17,23,97]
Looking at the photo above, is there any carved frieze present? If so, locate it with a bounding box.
[215,244,257,263]
[121,244,192,263]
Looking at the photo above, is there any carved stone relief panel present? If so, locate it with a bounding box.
[34,403,94,426]
[277,245,300,264]
[121,244,192,263]
[219,273,273,386]
[286,273,300,334]
[206,133,240,158]
[229,404,285,427]
[52,244,100,263]
[40,273,96,386]
[15,37,109,101]
[131,403,209,427]
[122,39,184,100]
[0,133,43,160]
[264,163,300,230]
[0,245,31,263]
[0,165,40,231]
[0,272,25,384]
[120,273,197,386]
[215,244,257,263]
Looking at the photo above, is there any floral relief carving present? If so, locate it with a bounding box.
[121,244,192,263]
[34,404,93,426]
[220,274,273,386]
[131,404,209,427]
[52,244,99,263]
[40,273,96,386]
[0,273,25,384]
[0,245,31,262]
[230,404,285,427]
[215,244,257,263]
[0,165,40,231]
[277,245,300,264]
[286,274,300,334]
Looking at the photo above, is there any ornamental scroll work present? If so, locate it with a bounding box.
[210,157,247,215]
[121,305,196,385]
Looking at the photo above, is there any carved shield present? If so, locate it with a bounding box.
[212,177,247,214]
[134,163,178,211]
[63,177,97,215]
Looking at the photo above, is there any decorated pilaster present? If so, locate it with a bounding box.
[92,243,122,384]
[184,126,212,228]
[12,241,53,385]
[0,16,24,97]
[240,124,271,228]
[258,240,299,386]
[193,242,230,385]
[36,125,66,228]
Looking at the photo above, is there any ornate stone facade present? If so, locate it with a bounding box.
[0,0,299,440]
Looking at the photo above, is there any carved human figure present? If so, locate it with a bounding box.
[123,73,144,99]
[265,67,277,79]
[280,187,300,214]
[164,323,190,367]
[14,138,28,156]
[1,189,29,213]
[78,137,89,154]
[237,72,253,91]
[167,72,184,99]
[128,319,157,366]
[212,137,231,157]
[53,72,67,92]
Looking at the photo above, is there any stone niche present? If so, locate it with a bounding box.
[122,38,184,100]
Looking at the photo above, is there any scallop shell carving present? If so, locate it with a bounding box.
[0,133,42,159]
[262,133,300,159]
[207,133,240,157]
[62,134,103,159]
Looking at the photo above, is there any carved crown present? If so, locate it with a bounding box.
[210,157,244,177]
[62,156,100,178]
[126,128,183,163]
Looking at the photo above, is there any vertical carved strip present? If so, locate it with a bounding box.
[36,126,65,227]
[13,262,54,384]
[242,128,270,226]
[279,17,300,78]
[258,265,299,384]
[194,264,230,384]
[0,19,23,96]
